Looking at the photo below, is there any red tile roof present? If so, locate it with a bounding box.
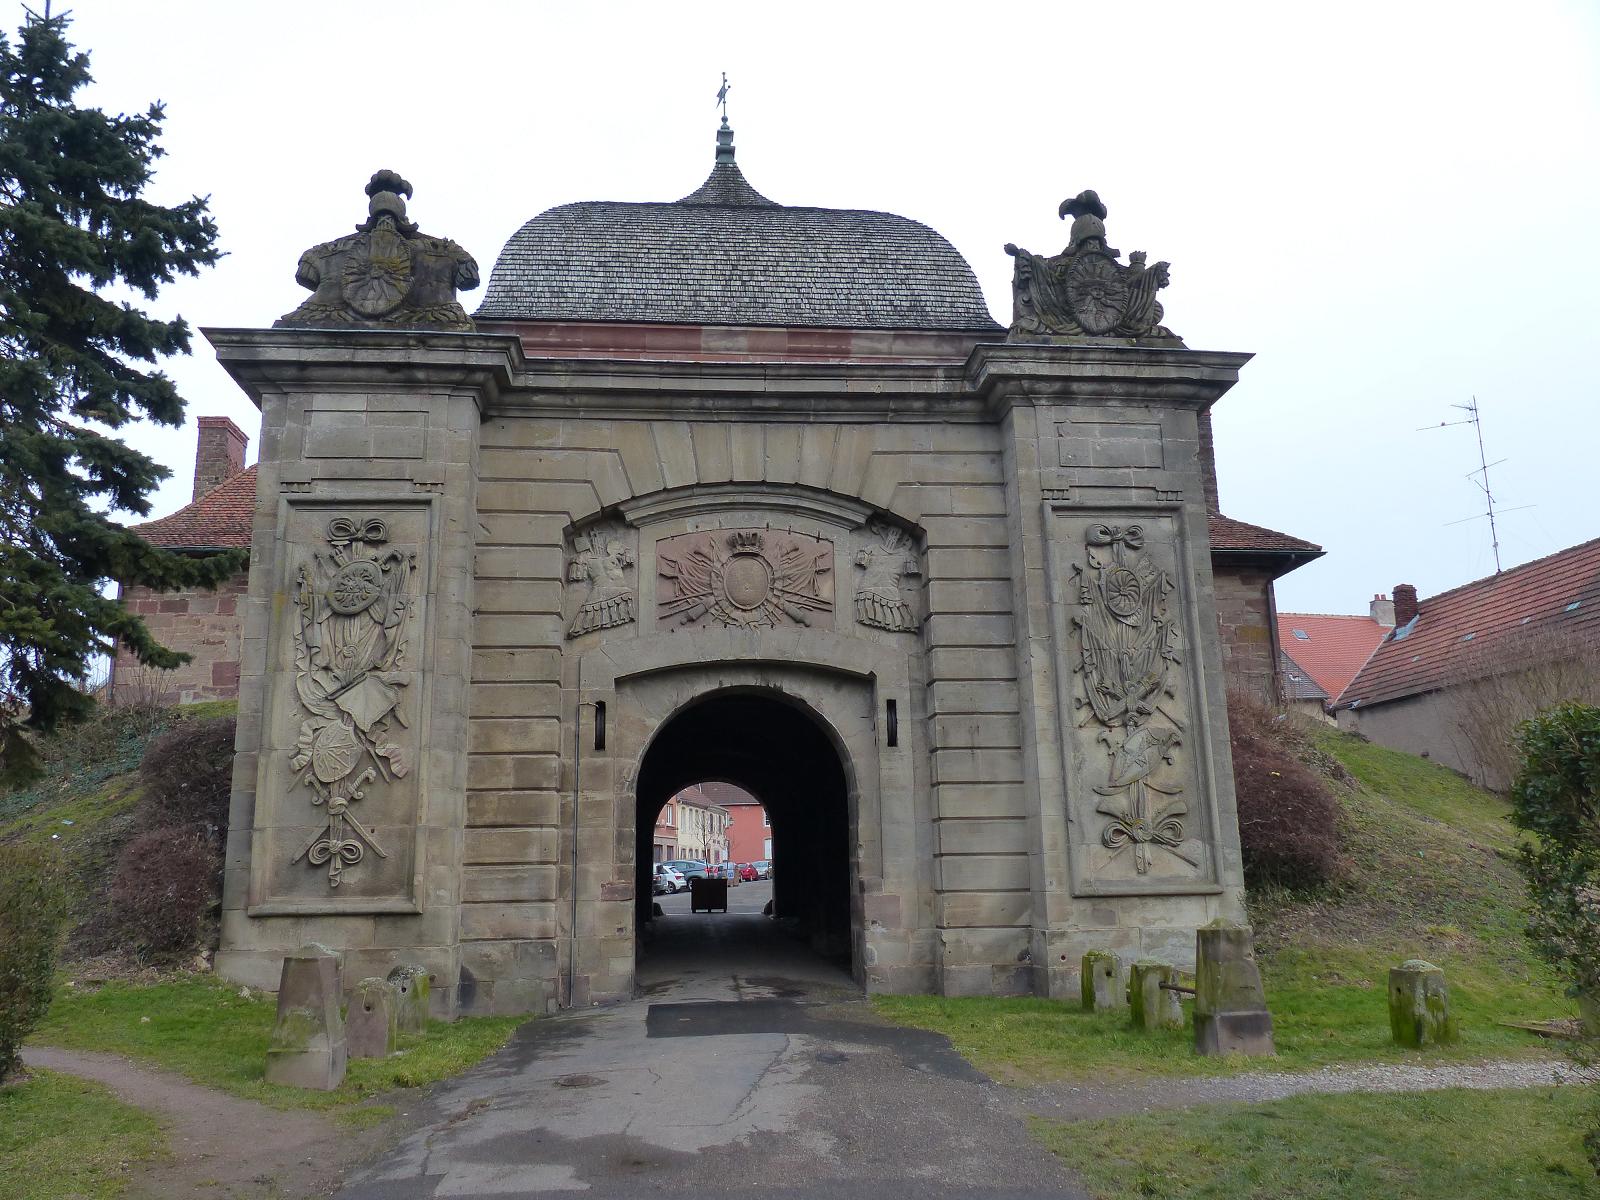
[1208,514,1322,557]
[1340,537,1600,709]
[1277,612,1390,700]
[131,464,257,550]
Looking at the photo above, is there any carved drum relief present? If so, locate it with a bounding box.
[656,528,834,630]
[1050,509,1219,895]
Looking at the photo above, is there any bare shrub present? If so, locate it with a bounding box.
[109,827,217,954]
[1229,692,1343,891]
[138,716,236,832]
[1447,630,1600,791]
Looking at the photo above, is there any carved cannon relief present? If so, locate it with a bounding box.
[657,528,834,630]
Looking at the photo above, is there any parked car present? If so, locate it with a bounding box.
[750,860,772,879]
[661,859,709,883]
[738,863,759,881]
[652,864,686,895]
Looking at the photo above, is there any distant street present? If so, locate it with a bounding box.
[335,888,1084,1199]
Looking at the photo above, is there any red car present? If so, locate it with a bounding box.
[738,863,759,882]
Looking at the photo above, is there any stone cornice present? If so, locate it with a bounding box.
[965,343,1254,417]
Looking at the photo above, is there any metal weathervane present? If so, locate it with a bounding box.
[717,72,731,120]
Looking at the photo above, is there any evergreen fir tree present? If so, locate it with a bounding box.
[0,10,244,781]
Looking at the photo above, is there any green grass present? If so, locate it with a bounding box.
[1033,1087,1598,1199]
[30,973,526,1111]
[875,730,1573,1082]
[0,1068,166,1199]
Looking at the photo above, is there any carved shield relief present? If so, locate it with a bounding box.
[656,528,835,630]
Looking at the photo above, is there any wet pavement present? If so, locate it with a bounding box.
[335,885,1085,1198]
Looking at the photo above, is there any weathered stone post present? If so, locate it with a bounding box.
[265,945,346,1089]
[1193,920,1274,1056]
[1130,960,1184,1031]
[1081,950,1127,1012]
[347,977,399,1059]
[1388,960,1458,1047]
[387,964,432,1035]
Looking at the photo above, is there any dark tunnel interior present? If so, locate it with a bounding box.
[634,689,856,977]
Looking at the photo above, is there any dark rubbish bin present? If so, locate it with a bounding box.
[691,876,728,913]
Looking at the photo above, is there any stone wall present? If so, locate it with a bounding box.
[110,571,248,705]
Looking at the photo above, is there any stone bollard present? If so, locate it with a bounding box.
[1193,920,1275,1056]
[265,945,347,1090]
[347,977,399,1059]
[1129,960,1184,1031]
[387,964,432,1035]
[1388,960,1459,1047]
[1081,951,1127,1013]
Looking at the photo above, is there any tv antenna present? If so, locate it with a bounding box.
[1419,397,1532,575]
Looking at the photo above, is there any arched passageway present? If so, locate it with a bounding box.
[634,689,856,982]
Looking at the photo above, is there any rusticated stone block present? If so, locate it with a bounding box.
[1129,960,1184,1031]
[387,964,432,1034]
[1081,950,1126,1013]
[265,946,346,1090]
[348,977,398,1059]
[1193,920,1274,1056]
[1388,960,1458,1047]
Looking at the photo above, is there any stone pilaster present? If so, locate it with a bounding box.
[968,344,1251,999]
[207,328,519,1018]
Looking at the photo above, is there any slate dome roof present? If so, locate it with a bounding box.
[476,121,1000,332]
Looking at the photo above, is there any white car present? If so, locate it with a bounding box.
[652,864,686,894]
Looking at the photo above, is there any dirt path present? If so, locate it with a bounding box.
[1025,1057,1600,1121]
[22,1045,398,1199]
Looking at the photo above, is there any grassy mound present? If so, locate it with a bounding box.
[0,701,236,959]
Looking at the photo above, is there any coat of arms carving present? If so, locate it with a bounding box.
[1071,523,1194,875]
[288,516,414,887]
[566,522,636,637]
[657,529,833,630]
[276,170,479,333]
[1005,191,1181,345]
[854,521,922,632]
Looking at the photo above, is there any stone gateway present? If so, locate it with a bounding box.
[212,125,1264,1017]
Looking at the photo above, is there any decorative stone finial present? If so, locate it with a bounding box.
[1004,191,1181,345]
[276,170,479,333]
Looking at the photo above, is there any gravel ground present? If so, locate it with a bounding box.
[1026,1057,1600,1120]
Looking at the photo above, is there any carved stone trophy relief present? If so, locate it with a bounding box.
[288,517,415,888]
[656,529,833,630]
[566,521,636,637]
[854,520,922,632]
[1005,190,1183,345]
[1070,523,1198,877]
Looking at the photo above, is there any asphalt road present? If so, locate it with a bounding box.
[334,890,1086,1199]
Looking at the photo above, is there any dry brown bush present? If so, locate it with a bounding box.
[1228,691,1344,891]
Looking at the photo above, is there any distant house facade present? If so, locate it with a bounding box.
[665,784,731,863]
[109,417,253,706]
[1275,598,1394,721]
[1337,541,1600,789]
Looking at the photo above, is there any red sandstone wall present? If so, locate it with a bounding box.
[110,570,249,706]
[1213,563,1280,703]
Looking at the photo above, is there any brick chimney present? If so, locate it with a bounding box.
[1392,583,1419,627]
[1369,593,1395,627]
[193,416,248,501]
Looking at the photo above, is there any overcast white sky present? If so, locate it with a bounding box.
[41,0,1600,613]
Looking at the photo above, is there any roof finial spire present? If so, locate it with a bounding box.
[716,71,731,121]
[714,73,736,164]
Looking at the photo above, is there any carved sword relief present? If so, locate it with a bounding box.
[1070,523,1192,874]
[288,517,414,887]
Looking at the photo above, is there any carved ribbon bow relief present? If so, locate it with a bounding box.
[288,516,415,887]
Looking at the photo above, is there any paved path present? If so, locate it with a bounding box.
[22,1044,388,1199]
[336,894,1084,1199]
[1026,1056,1600,1121]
